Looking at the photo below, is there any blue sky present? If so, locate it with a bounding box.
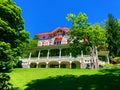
[13,0,120,37]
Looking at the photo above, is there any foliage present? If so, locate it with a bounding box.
[113,57,120,63]
[0,73,12,90]
[0,0,29,89]
[0,0,29,71]
[66,12,107,57]
[0,42,14,71]
[25,36,38,48]
[104,64,120,69]
[105,14,120,57]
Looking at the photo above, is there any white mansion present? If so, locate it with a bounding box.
[21,27,108,69]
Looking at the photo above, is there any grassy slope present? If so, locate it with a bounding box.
[9,68,120,90]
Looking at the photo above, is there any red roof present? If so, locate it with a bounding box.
[36,27,69,37]
[55,35,63,39]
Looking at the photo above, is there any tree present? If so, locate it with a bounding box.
[0,0,29,89]
[66,12,107,68]
[0,0,29,71]
[105,14,120,58]
[25,36,38,48]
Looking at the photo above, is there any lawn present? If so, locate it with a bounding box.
[9,68,120,90]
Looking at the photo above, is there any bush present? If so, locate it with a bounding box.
[114,57,120,63]
[0,73,12,90]
[30,62,37,68]
[104,64,120,69]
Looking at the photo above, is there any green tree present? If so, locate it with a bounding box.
[0,0,29,89]
[0,0,29,70]
[66,12,107,68]
[105,14,120,58]
[26,36,38,48]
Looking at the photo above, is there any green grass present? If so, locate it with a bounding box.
[9,68,120,90]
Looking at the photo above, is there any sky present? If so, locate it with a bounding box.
[13,0,120,38]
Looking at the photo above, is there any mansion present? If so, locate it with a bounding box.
[20,27,109,69]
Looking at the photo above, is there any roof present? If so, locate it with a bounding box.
[36,27,69,37]
[55,35,63,40]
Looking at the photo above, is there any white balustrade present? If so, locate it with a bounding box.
[21,55,93,64]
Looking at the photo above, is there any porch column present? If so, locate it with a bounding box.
[59,48,62,58]
[70,53,72,59]
[59,61,61,68]
[70,61,72,68]
[38,50,41,60]
[106,54,110,64]
[47,49,50,59]
[29,51,32,60]
[28,52,32,68]
[46,62,48,68]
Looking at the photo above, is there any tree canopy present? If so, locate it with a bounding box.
[66,13,107,57]
[105,14,120,57]
[0,0,29,71]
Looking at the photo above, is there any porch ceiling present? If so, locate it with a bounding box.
[24,44,69,51]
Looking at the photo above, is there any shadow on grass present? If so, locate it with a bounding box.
[99,68,120,75]
[24,69,120,90]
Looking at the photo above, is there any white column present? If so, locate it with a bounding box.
[59,48,62,58]
[28,52,32,68]
[70,53,72,59]
[46,62,48,68]
[29,52,32,60]
[70,61,72,68]
[59,61,61,68]
[81,51,83,57]
[106,54,110,64]
[47,49,50,59]
[38,50,41,60]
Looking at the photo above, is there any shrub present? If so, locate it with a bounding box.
[104,64,120,69]
[114,57,120,63]
[30,62,37,68]
[0,73,12,90]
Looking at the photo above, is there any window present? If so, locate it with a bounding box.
[43,36,45,39]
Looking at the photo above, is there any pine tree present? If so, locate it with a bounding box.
[106,14,120,57]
